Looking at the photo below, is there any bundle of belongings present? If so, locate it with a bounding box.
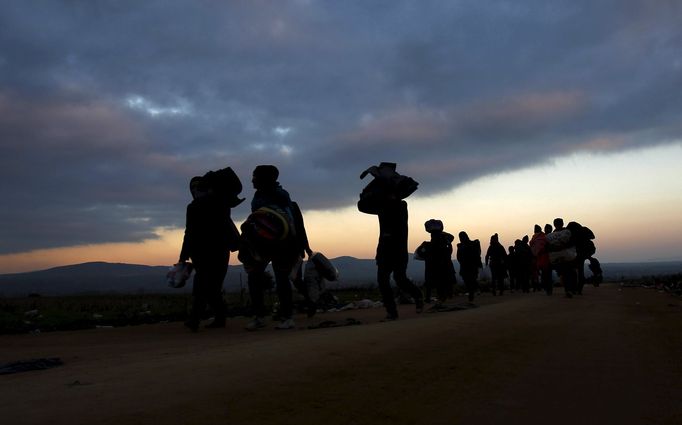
[546,222,596,266]
[201,166,245,209]
[357,162,419,214]
[304,252,339,304]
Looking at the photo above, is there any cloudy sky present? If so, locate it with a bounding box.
[1,0,681,273]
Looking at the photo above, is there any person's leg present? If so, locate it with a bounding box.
[393,266,423,312]
[377,264,398,318]
[465,276,477,303]
[543,267,553,295]
[576,258,586,295]
[186,262,210,331]
[272,255,295,320]
[247,262,269,318]
[205,260,228,327]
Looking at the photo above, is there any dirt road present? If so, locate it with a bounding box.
[2,284,680,425]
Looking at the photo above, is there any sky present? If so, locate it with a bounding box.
[1,1,681,273]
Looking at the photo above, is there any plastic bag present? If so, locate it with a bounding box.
[166,262,194,288]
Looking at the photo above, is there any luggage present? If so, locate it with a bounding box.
[304,252,338,303]
[203,167,244,207]
[414,241,430,261]
[242,206,292,242]
[357,162,418,215]
[424,219,443,233]
[546,229,572,251]
[549,246,577,265]
[309,252,338,282]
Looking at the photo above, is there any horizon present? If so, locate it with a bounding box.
[4,254,682,277]
[1,2,681,274]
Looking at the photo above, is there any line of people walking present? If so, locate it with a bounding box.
[177,162,601,332]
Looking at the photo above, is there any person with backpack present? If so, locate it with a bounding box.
[566,221,596,295]
[179,170,243,331]
[485,233,508,296]
[240,165,312,330]
[457,231,483,304]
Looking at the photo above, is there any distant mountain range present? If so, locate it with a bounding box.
[0,257,680,297]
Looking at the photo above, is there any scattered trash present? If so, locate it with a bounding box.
[0,358,63,375]
[308,318,362,329]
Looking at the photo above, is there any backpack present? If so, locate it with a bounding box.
[567,222,596,257]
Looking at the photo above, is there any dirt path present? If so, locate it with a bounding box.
[2,284,680,425]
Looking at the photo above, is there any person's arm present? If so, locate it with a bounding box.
[178,205,193,263]
[291,202,312,257]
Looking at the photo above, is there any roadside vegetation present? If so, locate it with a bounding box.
[1,275,679,334]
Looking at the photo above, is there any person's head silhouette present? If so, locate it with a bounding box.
[553,218,564,230]
[252,165,279,190]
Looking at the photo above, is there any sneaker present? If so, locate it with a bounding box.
[275,318,295,330]
[245,317,266,331]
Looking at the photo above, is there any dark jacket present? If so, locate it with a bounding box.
[376,200,409,266]
[179,194,238,262]
[457,239,482,279]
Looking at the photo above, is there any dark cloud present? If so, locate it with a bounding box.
[1,0,681,254]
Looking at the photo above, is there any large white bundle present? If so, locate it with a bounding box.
[304,261,324,302]
[549,246,577,265]
[546,229,572,251]
[310,252,339,282]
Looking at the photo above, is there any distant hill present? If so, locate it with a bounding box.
[0,258,680,297]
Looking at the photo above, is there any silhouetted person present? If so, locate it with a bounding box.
[485,233,507,296]
[514,238,533,293]
[552,217,577,298]
[567,221,597,295]
[416,219,457,306]
[179,173,242,331]
[358,162,422,320]
[530,224,553,295]
[457,231,482,303]
[507,246,517,292]
[375,197,424,319]
[240,165,311,330]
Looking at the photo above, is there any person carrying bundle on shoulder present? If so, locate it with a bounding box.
[414,219,457,306]
[358,162,424,321]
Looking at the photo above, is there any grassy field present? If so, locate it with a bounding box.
[1,275,678,334]
[0,288,386,334]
